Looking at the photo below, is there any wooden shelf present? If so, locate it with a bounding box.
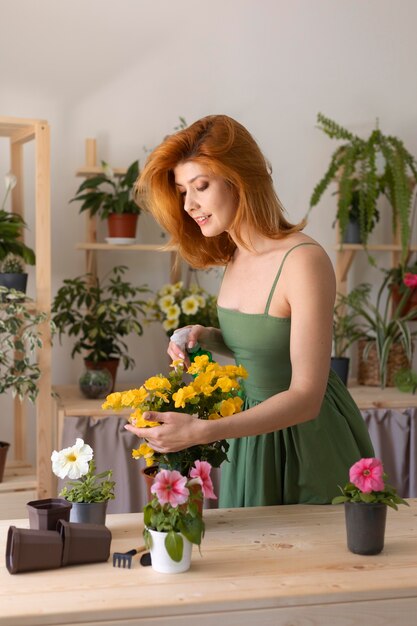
[76,242,167,252]
[76,165,127,177]
[335,243,417,252]
[348,384,417,409]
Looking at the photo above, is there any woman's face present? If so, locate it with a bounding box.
[174,161,237,237]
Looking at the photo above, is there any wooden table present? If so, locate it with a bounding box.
[1,502,417,626]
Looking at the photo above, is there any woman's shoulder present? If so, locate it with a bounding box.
[279,233,334,279]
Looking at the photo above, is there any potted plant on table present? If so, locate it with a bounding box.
[308,113,417,260]
[51,438,115,524]
[143,462,216,573]
[336,277,417,388]
[70,160,141,240]
[51,265,150,392]
[332,457,408,555]
[0,288,49,482]
[146,280,219,335]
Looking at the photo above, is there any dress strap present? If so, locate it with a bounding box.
[264,242,319,315]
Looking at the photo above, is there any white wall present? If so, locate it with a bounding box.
[1,0,417,459]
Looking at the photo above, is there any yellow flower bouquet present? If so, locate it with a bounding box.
[102,355,247,475]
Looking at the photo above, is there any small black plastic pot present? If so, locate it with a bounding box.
[331,357,350,386]
[5,526,63,574]
[57,519,112,566]
[344,501,387,555]
[27,498,72,530]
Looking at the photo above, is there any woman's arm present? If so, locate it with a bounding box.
[127,246,335,451]
[168,324,234,361]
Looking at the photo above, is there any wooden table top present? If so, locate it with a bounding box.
[1,502,417,626]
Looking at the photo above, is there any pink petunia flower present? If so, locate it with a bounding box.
[189,460,217,500]
[151,469,189,507]
[404,273,417,289]
[349,458,385,493]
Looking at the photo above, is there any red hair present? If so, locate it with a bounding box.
[135,115,305,268]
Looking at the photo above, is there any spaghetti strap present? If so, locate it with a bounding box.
[264,242,319,314]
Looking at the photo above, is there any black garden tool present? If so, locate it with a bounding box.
[112,545,146,569]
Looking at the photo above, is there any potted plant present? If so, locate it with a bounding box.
[332,457,408,555]
[143,462,216,573]
[51,438,115,524]
[70,160,141,240]
[0,287,48,481]
[102,355,247,482]
[336,277,417,388]
[146,280,219,335]
[386,256,417,319]
[331,287,366,384]
[0,254,28,296]
[309,113,417,260]
[0,173,36,291]
[51,265,150,389]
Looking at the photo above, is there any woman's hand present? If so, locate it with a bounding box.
[124,410,204,453]
[167,324,207,366]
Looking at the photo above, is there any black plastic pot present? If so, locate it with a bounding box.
[57,519,112,566]
[5,526,63,574]
[27,498,72,530]
[344,501,387,555]
[331,357,350,386]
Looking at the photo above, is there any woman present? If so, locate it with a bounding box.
[126,114,374,507]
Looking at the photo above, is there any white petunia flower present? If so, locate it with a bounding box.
[51,438,93,480]
[158,295,175,312]
[166,303,181,320]
[163,318,179,331]
[181,295,199,315]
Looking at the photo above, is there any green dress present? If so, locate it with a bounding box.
[217,243,374,508]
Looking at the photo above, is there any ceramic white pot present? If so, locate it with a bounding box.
[148,528,192,573]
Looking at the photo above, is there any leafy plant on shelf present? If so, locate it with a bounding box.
[51,265,150,369]
[0,288,49,402]
[332,287,366,358]
[0,172,36,266]
[70,160,141,218]
[308,113,417,260]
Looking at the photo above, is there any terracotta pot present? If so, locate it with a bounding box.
[84,358,119,393]
[344,501,387,555]
[390,284,417,320]
[0,441,10,483]
[107,213,138,239]
[141,465,158,502]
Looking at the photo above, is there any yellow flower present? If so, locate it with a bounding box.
[132,443,155,466]
[208,412,222,420]
[121,388,148,408]
[144,376,171,391]
[101,392,122,410]
[187,354,210,375]
[130,409,160,428]
[220,397,244,417]
[215,376,234,393]
[173,385,197,408]
[181,295,199,315]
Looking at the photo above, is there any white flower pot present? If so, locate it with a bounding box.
[148,528,192,574]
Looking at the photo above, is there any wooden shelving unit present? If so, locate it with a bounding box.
[0,116,53,511]
[76,138,180,282]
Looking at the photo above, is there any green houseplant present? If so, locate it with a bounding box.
[309,113,417,260]
[336,277,417,388]
[51,265,150,387]
[0,287,49,482]
[0,254,28,295]
[331,287,366,384]
[70,160,141,239]
[0,173,36,268]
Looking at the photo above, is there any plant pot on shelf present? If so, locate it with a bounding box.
[330,356,350,386]
[0,441,10,483]
[146,528,192,574]
[0,272,28,297]
[84,358,119,393]
[342,218,362,244]
[107,213,138,239]
[357,339,411,387]
[69,500,109,525]
[344,501,387,555]
[79,368,113,399]
[390,284,417,320]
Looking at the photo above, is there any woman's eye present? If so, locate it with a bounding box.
[196,183,208,192]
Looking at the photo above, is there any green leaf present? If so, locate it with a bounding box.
[165,530,183,562]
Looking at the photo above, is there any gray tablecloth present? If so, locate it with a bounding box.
[61,407,417,512]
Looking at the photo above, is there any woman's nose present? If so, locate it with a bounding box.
[184,193,199,214]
